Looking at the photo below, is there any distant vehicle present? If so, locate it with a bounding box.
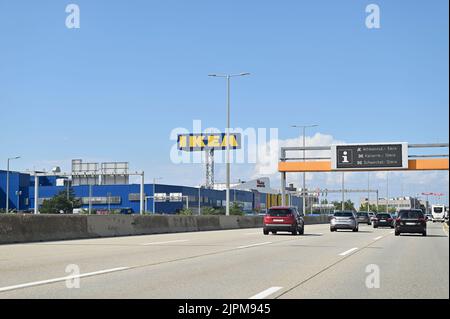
[72,208,84,214]
[368,212,376,221]
[395,209,427,236]
[431,205,446,222]
[373,213,394,228]
[263,206,304,236]
[330,211,359,232]
[356,212,372,225]
[120,208,134,214]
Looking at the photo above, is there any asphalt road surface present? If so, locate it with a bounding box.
[0,222,448,299]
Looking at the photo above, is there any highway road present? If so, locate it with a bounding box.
[0,222,448,299]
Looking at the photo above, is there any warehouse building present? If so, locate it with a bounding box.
[1,161,304,214]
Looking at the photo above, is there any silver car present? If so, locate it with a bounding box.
[356,212,372,225]
[330,211,359,232]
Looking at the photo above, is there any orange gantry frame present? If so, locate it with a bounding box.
[278,158,449,172]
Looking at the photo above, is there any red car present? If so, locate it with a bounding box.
[263,206,305,235]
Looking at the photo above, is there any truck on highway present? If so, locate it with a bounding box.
[431,205,446,222]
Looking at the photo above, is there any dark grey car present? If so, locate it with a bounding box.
[356,212,372,225]
[373,213,394,228]
[395,209,427,236]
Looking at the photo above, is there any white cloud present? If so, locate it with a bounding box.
[251,132,345,179]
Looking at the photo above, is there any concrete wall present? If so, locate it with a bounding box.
[0,214,330,245]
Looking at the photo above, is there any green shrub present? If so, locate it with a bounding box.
[179,208,193,216]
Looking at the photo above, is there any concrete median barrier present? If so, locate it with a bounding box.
[304,215,330,225]
[0,214,89,243]
[0,213,330,244]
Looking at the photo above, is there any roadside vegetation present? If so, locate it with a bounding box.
[40,189,81,214]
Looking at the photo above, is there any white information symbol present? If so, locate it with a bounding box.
[342,151,350,163]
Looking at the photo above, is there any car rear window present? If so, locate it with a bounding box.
[399,211,424,219]
[334,212,353,217]
[268,209,292,216]
[376,214,391,218]
[433,207,443,213]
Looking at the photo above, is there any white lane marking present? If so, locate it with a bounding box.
[374,236,383,241]
[141,240,189,246]
[237,242,272,249]
[339,247,358,256]
[0,267,129,293]
[443,224,449,237]
[249,286,283,299]
[390,231,395,234]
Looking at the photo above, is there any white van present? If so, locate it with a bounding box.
[431,205,446,222]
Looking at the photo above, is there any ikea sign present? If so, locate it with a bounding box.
[178,133,242,151]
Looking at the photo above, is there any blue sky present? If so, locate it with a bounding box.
[0,0,448,204]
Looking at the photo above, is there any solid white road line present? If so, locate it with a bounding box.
[237,242,272,249]
[141,240,189,246]
[249,287,283,299]
[374,236,383,240]
[443,224,449,237]
[0,267,130,293]
[339,247,358,256]
[390,231,395,234]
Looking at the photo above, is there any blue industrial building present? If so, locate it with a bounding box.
[0,170,30,211]
[1,170,302,214]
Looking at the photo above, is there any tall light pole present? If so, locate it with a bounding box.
[153,177,163,214]
[367,172,370,213]
[198,185,202,215]
[291,124,318,214]
[6,156,20,213]
[341,172,345,211]
[386,172,389,214]
[209,72,250,216]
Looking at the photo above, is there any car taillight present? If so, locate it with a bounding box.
[418,217,426,222]
[387,218,393,222]
[395,218,401,223]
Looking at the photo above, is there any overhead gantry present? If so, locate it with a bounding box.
[279,143,449,206]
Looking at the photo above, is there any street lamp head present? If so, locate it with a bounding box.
[208,74,217,77]
[240,72,250,76]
